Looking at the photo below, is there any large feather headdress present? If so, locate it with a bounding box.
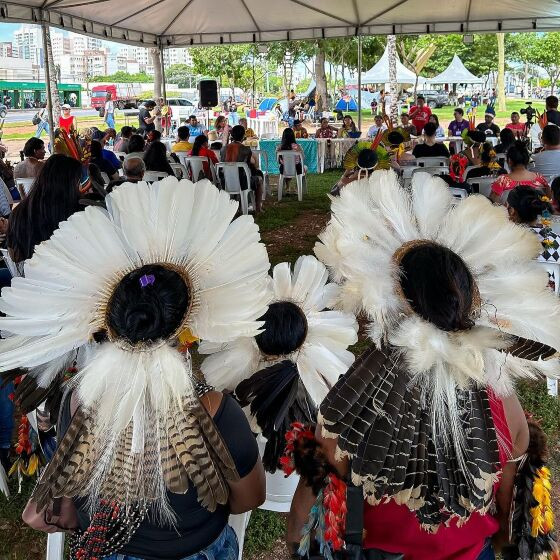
[314,170,560,530]
[0,177,270,519]
[200,255,358,471]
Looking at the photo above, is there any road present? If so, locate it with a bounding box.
[2,108,100,123]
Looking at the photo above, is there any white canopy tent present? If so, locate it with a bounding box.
[429,55,484,85]
[1,0,560,47]
[348,44,428,85]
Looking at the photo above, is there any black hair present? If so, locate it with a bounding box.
[507,140,530,168]
[177,126,189,141]
[546,95,559,109]
[423,122,437,137]
[399,243,475,332]
[387,131,404,145]
[454,108,464,116]
[191,135,208,155]
[7,154,82,263]
[90,139,103,159]
[507,186,550,224]
[511,111,520,117]
[499,127,515,148]
[23,137,45,158]
[542,124,560,146]
[106,264,190,345]
[467,130,487,144]
[417,95,425,100]
[144,100,156,108]
[128,134,145,153]
[429,114,440,126]
[552,177,560,209]
[480,142,493,165]
[189,115,196,120]
[280,127,297,150]
[357,149,378,170]
[230,125,245,142]
[255,301,307,355]
[148,130,162,141]
[120,126,133,138]
[143,141,173,174]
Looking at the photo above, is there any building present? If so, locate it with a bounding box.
[59,55,87,82]
[13,25,43,67]
[0,43,13,57]
[84,49,108,77]
[0,57,40,81]
[164,48,192,67]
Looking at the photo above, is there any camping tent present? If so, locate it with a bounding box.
[258,98,278,111]
[2,0,560,47]
[429,55,484,85]
[348,45,428,85]
[335,96,358,111]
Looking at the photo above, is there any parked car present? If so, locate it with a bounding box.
[0,104,7,119]
[416,90,450,108]
[167,98,197,122]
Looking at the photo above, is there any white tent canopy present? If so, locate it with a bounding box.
[2,0,560,47]
[429,55,484,85]
[348,44,427,85]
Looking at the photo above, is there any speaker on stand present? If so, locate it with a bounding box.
[199,79,218,133]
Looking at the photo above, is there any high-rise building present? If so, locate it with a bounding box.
[163,48,192,67]
[84,49,108,77]
[0,42,13,57]
[13,25,43,67]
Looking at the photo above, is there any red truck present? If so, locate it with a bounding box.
[90,83,143,112]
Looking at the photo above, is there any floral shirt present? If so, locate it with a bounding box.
[491,174,549,197]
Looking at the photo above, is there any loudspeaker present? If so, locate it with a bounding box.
[199,79,218,108]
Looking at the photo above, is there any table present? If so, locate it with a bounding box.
[248,116,279,138]
[258,138,318,174]
[316,138,357,173]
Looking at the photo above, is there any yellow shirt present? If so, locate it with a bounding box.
[245,128,257,138]
[172,140,193,153]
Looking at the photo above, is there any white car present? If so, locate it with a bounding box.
[167,98,197,123]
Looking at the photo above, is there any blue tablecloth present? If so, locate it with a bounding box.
[258,139,318,174]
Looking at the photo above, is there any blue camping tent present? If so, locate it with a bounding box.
[259,98,278,111]
[335,96,358,111]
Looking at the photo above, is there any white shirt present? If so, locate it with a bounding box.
[532,149,560,177]
[105,100,114,114]
[367,124,387,138]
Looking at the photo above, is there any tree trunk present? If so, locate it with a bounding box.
[387,35,398,125]
[523,61,529,98]
[151,47,162,98]
[497,33,506,112]
[42,24,61,127]
[315,43,328,115]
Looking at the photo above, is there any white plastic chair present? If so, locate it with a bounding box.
[415,157,449,168]
[170,163,187,179]
[114,151,126,161]
[0,248,22,278]
[46,533,65,560]
[539,260,560,296]
[15,177,34,199]
[411,166,445,178]
[277,150,307,202]
[184,156,208,182]
[143,171,168,182]
[252,149,269,198]
[100,172,110,186]
[450,187,469,201]
[467,177,495,197]
[216,162,254,214]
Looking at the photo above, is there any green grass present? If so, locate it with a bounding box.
[244,510,287,558]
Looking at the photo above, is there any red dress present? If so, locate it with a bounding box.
[362,393,512,560]
[59,115,75,133]
[491,174,549,197]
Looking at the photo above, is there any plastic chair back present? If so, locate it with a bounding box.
[276,150,303,178]
[170,163,187,179]
[415,156,449,168]
[184,156,208,182]
[411,167,445,178]
[467,176,495,197]
[15,177,35,199]
[450,187,468,200]
[216,162,253,214]
[0,248,22,278]
[143,171,168,182]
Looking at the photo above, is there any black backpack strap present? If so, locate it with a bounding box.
[344,483,364,547]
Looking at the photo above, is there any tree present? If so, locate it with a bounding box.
[397,35,436,96]
[94,71,152,83]
[527,33,560,95]
[265,41,315,97]
[166,64,195,88]
[41,24,61,132]
[314,41,328,114]
[509,34,538,98]
[497,33,506,111]
[151,48,162,98]
[190,45,253,92]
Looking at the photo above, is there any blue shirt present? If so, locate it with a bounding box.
[188,124,204,138]
[102,149,122,170]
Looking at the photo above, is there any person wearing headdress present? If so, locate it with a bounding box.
[286,171,560,560]
[462,129,488,166]
[0,177,270,560]
[477,105,500,138]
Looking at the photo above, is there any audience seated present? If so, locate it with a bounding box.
[532,125,560,177]
[186,115,206,138]
[222,124,263,213]
[292,119,309,139]
[114,126,133,153]
[490,141,550,203]
[144,141,174,177]
[90,140,119,181]
[428,114,445,138]
[125,135,147,160]
[14,137,46,179]
[400,113,418,136]
[505,112,526,137]
[338,115,358,138]
[465,142,506,180]
[172,126,193,153]
[412,122,450,158]
[146,130,162,147]
[476,110,500,138]
[367,115,387,139]
[315,117,337,139]
[107,157,145,192]
[239,118,257,139]
[495,128,516,154]
[189,135,219,180]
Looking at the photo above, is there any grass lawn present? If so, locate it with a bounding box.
[1,169,559,559]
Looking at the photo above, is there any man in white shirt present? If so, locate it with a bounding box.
[533,124,560,178]
[367,115,387,139]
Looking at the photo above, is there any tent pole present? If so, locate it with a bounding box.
[159,44,167,104]
[357,34,362,133]
[40,20,56,151]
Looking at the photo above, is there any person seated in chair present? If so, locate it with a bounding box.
[292,119,309,139]
[412,122,450,159]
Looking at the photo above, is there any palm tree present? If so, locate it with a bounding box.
[497,33,506,112]
[387,35,398,124]
[151,47,163,99]
[41,23,61,138]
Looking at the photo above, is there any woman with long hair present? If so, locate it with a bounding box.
[143,140,174,176]
[465,142,506,180]
[490,141,550,204]
[213,115,230,147]
[337,115,358,138]
[276,127,305,192]
[495,128,516,154]
[7,154,82,265]
[189,135,219,179]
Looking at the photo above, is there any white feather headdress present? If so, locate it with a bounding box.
[315,170,560,396]
[0,177,270,519]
